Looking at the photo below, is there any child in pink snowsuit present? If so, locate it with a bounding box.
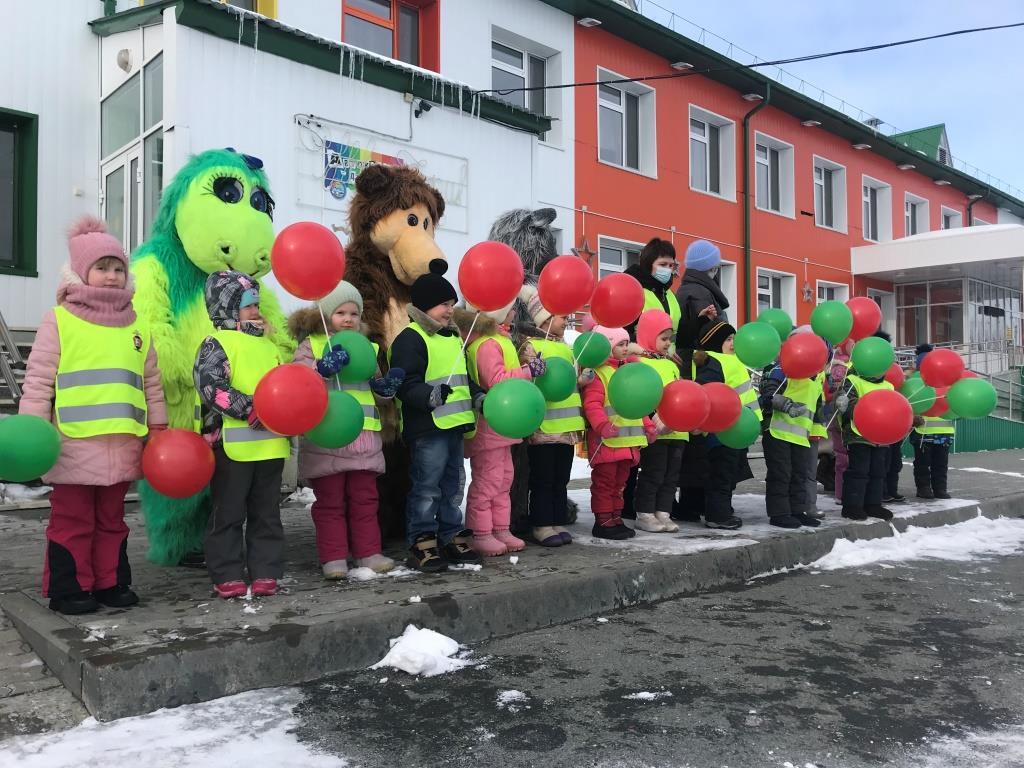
[462,303,546,556]
[19,216,167,615]
[290,281,403,579]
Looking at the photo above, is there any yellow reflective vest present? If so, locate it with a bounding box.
[207,330,290,462]
[643,288,681,332]
[53,306,150,438]
[707,351,762,423]
[914,414,955,437]
[768,376,821,447]
[594,364,647,448]
[308,334,381,431]
[846,374,895,444]
[404,322,475,431]
[530,338,585,434]
[636,356,687,441]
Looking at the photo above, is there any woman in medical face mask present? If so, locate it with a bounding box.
[624,238,682,344]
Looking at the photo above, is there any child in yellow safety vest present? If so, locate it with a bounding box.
[582,325,658,540]
[288,280,404,580]
[194,270,289,599]
[389,259,485,573]
[910,343,953,500]
[633,309,686,533]
[19,216,167,615]
[518,286,590,547]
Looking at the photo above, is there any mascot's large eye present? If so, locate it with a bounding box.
[212,177,244,204]
[423,217,430,230]
[407,213,419,227]
[250,187,275,220]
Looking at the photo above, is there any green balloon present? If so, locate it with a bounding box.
[946,378,997,419]
[851,337,894,378]
[0,414,62,483]
[327,330,377,382]
[733,323,781,369]
[810,301,854,344]
[305,390,364,448]
[534,357,577,402]
[483,379,546,438]
[608,362,663,419]
[900,377,936,414]
[716,406,760,449]
[573,332,612,368]
[756,308,792,342]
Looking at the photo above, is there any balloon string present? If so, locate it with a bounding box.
[317,305,342,392]
[446,311,479,385]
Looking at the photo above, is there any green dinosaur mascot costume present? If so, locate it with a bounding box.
[132,148,295,565]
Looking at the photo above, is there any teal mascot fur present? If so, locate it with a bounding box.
[131,148,295,565]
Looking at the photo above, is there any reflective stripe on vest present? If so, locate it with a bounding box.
[915,415,955,436]
[53,306,150,438]
[405,323,475,430]
[707,351,762,422]
[531,338,585,434]
[846,374,895,443]
[308,334,382,431]
[768,376,818,447]
[595,365,647,448]
[642,289,681,331]
[207,330,289,462]
[636,356,688,441]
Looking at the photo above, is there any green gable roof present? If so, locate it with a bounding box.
[891,124,947,162]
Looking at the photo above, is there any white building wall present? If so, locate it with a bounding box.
[0,3,100,329]
[275,0,343,42]
[167,21,539,313]
[998,209,1024,226]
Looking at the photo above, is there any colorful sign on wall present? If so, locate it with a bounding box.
[323,141,404,201]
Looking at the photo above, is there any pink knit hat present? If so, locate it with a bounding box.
[67,215,127,281]
[636,309,674,352]
[593,324,629,351]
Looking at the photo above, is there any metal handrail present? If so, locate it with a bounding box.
[0,310,23,402]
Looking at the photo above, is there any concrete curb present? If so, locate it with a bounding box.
[3,493,1021,721]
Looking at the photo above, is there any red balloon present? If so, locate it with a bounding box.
[537,255,596,316]
[779,334,828,379]
[961,370,979,379]
[852,389,913,445]
[589,273,645,328]
[271,222,346,301]
[846,297,882,341]
[254,364,329,436]
[919,348,965,388]
[658,379,710,433]
[458,241,525,311]
[701,382,742,432]
[923,386,949,417]
[143,429,215,499]
[884,363,906,389]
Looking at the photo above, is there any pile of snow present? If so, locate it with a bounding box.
[0,483,51,504]
[285,487,316,506]
[811,513,1024,571]
[0,688,344,767]
[622,691,673,701]
[370,624,473,677]
[496,690,529,712]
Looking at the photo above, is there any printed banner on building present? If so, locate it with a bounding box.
[323,141,405,201]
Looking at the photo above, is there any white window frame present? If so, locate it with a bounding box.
[491,36,549,140]
[754,131,795,218]
[688,105,736,202]
[597,235,643,279]
[941,206,963,230]
[597,67,656,177]
[756,267,797,318]
[973,217,992,226]
[816,280,850,304]
[812,155,847,233]
[861,175,893,243]
[904,192,929,237]
[867,287,897,338]
[718,259,738,317]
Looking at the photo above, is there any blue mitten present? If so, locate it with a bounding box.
[315,345,350,378]
[370,367,406,398]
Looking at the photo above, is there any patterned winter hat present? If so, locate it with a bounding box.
[205,270,259,328]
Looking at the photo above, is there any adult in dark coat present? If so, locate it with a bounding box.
[624,238,680,342]
[675,239,731,377]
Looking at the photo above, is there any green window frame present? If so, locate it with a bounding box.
[0,108,38,278]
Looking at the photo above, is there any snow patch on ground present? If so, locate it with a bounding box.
[0,688,345,767]
[0,483,52,504]
[954,466,1024,479]
[496,689,529,712]
[345,567,378,582]
[370,624,474,677]
[622,690,673,701]
[902,723,1024,767]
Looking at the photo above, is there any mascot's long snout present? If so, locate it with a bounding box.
[392,224,446,284]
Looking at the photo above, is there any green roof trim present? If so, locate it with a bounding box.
[891,124,946,161]
[540,0,1024,217]
[89,0,551,136]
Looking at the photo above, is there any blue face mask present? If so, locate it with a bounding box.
[653,266,673,284]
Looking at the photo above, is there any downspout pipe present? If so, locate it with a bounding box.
[742,83,770,324]
[967,189,990,226]
[103,0,117,16]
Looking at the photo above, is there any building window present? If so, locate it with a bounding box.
[0,109,38,276]
[100,53,164,251]
[941,207,962,229]
[343,0,423,66]
[598,238,641,278]
[812,156,847,232]
[597,69,655,175]
[861,176,892,242]
[688,106,736,200]
[757,269,796,316]
[896,280,964,346]
[754,132,794,217]
[973,217,991,226]
[904,193,929,237]
[816,281,850,304]
[491,41,545,115]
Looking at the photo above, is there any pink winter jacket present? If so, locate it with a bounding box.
[293,337,385,480]
[581,358,655,467]
[464,334,533,456]
[18,309,168,486]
